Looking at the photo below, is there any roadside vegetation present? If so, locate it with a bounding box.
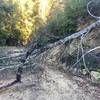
[0,0,88,46]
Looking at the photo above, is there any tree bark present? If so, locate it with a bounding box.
[45,20,100,49]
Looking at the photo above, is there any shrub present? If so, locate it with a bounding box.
[46,0,88,37]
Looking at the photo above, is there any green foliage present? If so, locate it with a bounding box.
[0,2,14,45]
[37,35,50,47]
[0,0,42,46]
[0,0,89,46]
[46,0,88,37]
[65,0,88,17]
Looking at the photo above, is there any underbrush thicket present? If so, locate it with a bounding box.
[37,0,88,45]
[0,0,88,46]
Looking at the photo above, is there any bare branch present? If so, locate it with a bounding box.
[45,20,100,49]
[80,35,91,74]
[87,0,100,20]
[72,46,100,68]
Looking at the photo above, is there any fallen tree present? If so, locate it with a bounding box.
[15,0,100,83]
[0,0,100,89]
[15,19,100,83]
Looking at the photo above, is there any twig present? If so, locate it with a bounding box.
[0,53,24,60]
[87,0,100,20]
[80,34,91,74]
[72,46,100,68]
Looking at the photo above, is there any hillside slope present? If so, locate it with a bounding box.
[0,27,100,100]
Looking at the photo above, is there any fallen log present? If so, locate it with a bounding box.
[46,20,100,48]
[17,19,100,62]
[15,19,100,82]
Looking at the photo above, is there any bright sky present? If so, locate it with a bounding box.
[39,0,49,22]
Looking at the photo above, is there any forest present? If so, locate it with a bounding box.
[0,0,100,100]
[0,0,88,46]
